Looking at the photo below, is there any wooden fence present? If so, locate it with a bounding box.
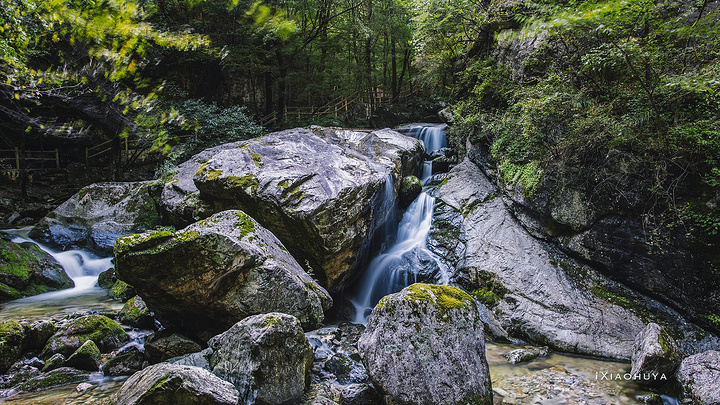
[0,148,60,170]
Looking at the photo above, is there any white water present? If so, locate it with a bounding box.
[352,124,449,323]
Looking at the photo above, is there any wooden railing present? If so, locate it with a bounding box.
[0,148,60,170]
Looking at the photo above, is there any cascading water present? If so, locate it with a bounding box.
[352,124,449,323]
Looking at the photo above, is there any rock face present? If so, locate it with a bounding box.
[40,315,129,358]
[630,323,681,385]
[208,313,313,405]
[0,237,73,301]
[110,363,239,405]
[676,350,720,405]
[171,127,423,292]
[29,182,162,255]
[357,283,493,405]
[428,158,645,359]
[115,210,331,337]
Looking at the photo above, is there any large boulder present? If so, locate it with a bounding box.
[0,237,73,301]
[144,332,202,364]
[0,321,26,373]
[630,323,681,385]
[208,313,314,405]
[357,283,493,405]
[40,315,129,358]
[110,363,239,405]
[676,350,720,405]
[115,210,331,337]
[428,158,646,359]
[29,182,162,255]
[183,127,423,292]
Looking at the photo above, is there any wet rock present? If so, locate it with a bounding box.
[115,210,332,337]
[144,332,202,364]
[3,364,41,389]
[76,382,93,393]
[0,239,73,301]
[358,283,493,405]
[42,353,65,372]
[324,353,368,384]
[630,323,681,386]
[97,268,117,289]
[340,383,381,405]
[40,315,129,358]
[166,348,212,370]
[109,279,136,301]
[502,347,549,364]
[25,320,56,351]
[29,181,162,255]
[208,313,314,405]
[110,363,239,405]
[102,347,145,376]
[12,367,89,393]
[428,158,645,359]
[64,340,101,371]
[636,394,664,405]
[431,155,450,174]
[399,176,422,208]
[0,321,26,373]
[118,295,154,328]
[189,127,424,293]
[676,350,720,405]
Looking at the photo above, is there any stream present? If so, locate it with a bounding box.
[0,125,675,404]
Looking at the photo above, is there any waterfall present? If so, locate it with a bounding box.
[351,124,449,323]
[6,229,112,297]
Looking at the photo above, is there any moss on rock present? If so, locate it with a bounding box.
[13,367,89,393]
[40,315,129,358]
[110,280,136,301]
[0,320,26,372]
[403,283,473,311]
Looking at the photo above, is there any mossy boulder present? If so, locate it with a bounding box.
[64,340,101,371]
[187,127,424,293]
[109,279,136,301]
[208,313,314,405]
[28,181,162,255]
[358,283,493,405]
[97,268,117,289]
[40,315,129,358]
[114,210,332,338]
[0,320,26,373]
[630,323,681,386]
[24,320,56,351]
[12,367,89,393]
[0,238,73,301]
[110,363,239,405]
[399,176,423,208]
[42,353,65,372]
[118,295,154,328]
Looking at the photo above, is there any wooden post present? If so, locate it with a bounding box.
[85,147,89,167]
[14,148,19,170]
[55,149,59,169]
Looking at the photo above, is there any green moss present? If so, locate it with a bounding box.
[590,285,660,324]
[15,367,88,392]
[472,289,499,306]
[0,239,38,283]
[702,312,720,328]
[499,159,543,198]
[235,211,256,237]
[278,179,292,189]
[226,174,259,195]
[114,231,173,254]
[176,230,200,242]
[401,176,422,193]
[262,314,281,328]
[239,144,264,168]
[403,283,472,311]
[109,280,135,301]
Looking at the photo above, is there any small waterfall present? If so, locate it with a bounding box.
[7,229,112,296]
[351,124,449,323]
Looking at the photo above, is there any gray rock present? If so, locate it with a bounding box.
[110,363,239,405]
[358,283,493,405]
[429,158,644,359]
[190,127,423,293]
[12,367,89,393]
[399,176,422,208]
[115,210,331,337]
[25,320,56,351]
[208,313,314,405]
[676,350,720,405]
[144,333,202,364]
[501,347,549,364]
[102,348,145,376]
[3,364,41,389]
[29,181,162,255]
[630,323,681,386]
[167,348,212,370]
[340,383,381,405]
[64,340,101,371]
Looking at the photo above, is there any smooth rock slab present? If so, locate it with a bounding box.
[115,210,331,337]
[208,313,314,405]
[110,363,239,405]
[358,283,493,405]
[676,350,720,405]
